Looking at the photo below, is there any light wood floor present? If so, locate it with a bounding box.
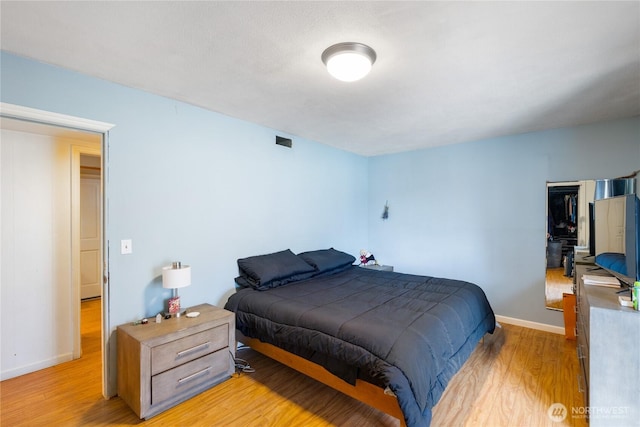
[546,267,574,310]
[0,299,587,427]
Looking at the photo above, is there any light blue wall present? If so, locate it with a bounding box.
[1,51,368,390]
[368,118,639,327]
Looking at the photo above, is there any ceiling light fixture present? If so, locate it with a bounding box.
[321,42,377,82]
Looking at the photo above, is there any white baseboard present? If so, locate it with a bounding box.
[495,314,565,335]
[0,352,73,381]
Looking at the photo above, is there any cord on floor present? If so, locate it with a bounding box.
[229,350,255,375]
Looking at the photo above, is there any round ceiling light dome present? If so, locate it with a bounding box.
[321,42,377,82]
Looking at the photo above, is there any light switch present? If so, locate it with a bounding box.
[121,239,132,254]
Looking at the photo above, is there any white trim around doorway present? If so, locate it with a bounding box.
[1,102,115,398]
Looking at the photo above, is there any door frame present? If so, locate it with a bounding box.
[544,179,596,310]
[0,102,115,397]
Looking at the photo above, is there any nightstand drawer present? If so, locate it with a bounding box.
[151,323,229,375]
[151,349,228,404]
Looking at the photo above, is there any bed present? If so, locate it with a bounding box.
[224,248,496,427]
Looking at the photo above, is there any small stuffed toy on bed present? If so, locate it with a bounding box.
[359,249,377,266]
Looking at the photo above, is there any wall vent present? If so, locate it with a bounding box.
[275,136,292,148]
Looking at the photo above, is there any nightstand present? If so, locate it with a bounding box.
[117,303,235,419]
[360,264,394,272]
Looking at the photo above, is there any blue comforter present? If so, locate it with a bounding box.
[225,266,495,426]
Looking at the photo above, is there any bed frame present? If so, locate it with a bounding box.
[237,330,407,427]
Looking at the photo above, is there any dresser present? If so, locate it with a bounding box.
[576,272,640,426]
[117,303,235,419]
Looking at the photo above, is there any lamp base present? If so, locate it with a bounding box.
[168,296,181,316]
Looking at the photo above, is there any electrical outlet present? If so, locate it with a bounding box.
[121,239,132,255]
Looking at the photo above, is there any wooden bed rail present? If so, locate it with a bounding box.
[236,331,407,427]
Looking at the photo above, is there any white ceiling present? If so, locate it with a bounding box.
[1,1,639,156]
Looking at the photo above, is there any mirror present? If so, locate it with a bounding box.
[545,180,596,310]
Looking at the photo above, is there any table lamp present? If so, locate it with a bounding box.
[162,261,191,317]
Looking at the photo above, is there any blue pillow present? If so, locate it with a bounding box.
[236,249,316,290]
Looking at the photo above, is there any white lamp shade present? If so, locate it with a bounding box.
[162,265,191,289]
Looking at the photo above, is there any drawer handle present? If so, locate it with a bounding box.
[577,374,585,393]
[576,344,585,359]
[176,341,211,358]
[178,367,211,384]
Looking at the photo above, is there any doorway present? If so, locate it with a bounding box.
[80,154,102,300]
[0,103,113,396]
[545,180,596,310]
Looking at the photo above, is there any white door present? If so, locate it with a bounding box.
[80,174,101,299]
